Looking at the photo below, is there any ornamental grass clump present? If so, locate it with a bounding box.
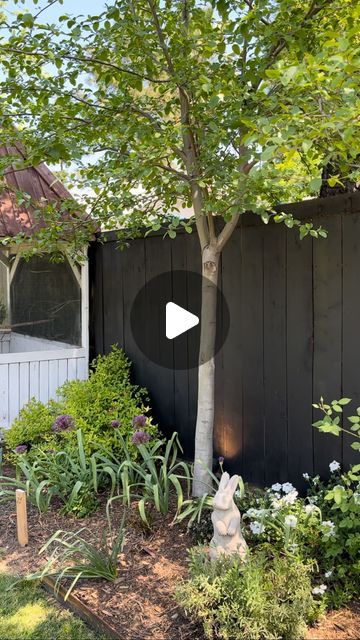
[176,547,322,640]
[22,514,126,601]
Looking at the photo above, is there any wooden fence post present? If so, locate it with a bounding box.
[16,489,28,547]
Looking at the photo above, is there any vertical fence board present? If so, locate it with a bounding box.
[313,215,343,475]
[171,234,190,448]
[219,227,243,474]
[241,225,265,485]
[29,360,40,399]
[342,210,360,467]
[102,241,124,353]
[144,235,174,434]
[58,359,68,389]
[49,360,59,399]
[122,240,148,388]
[185,232,201,457]
[286,231,314,484]
[0,364,9,427]
[39,360,49,404]
[19,362,30,409]
[263,225,287,485]
[9,363,19,423]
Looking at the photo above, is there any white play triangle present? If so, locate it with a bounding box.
[166,302,199,339]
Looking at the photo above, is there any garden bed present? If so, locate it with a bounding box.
[0,492,204,640]
[0,492,359,640]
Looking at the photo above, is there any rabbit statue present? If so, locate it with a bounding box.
[209,472,248,561]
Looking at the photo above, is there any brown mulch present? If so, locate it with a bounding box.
[307,602,360,640]
[0,472,359,640]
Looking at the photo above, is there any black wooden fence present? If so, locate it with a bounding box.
[89,192,360,488]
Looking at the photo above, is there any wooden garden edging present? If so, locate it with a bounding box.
[41,576,123,639]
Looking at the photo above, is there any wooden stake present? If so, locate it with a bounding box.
[16,489,28,547]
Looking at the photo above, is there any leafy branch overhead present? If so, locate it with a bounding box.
[0,0,359,252]
[313,397,360,452]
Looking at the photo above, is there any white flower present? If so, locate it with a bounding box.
[325,570,333,578]
[249,521,265,535]
[284,515,297,528]
[282,489,298,505]
[282,482,295,494]
[305,503,317,515]
[246,508,267,519]
[303,473,310,481]
[312,584,327,595]
[329,460,340,473]
[270,497,282,511]
[321,521,336,538]
[271,483,282,492]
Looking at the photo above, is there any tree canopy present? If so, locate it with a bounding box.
[0,0,359,254]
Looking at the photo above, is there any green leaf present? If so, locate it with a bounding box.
[309,177,322,191]
[338,398,351,405]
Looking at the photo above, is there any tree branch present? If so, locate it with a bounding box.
[0,47,171,84]
[217,213,240,252]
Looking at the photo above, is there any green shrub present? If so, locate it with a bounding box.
[4,399,58,462]
[4,346,157,460]
[176,547,322,640]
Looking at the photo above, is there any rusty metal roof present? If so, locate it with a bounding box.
[0,143,73,238]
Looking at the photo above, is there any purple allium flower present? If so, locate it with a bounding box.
[111,420,120,428]
[218,456,225,464]
[52,414,74,433]
[131,430,151,445]
[132,414,147,428]
[14,444,28,454]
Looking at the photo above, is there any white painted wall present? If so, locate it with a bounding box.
[0,347,87,431]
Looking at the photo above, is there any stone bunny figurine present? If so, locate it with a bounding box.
[209,472,248,561]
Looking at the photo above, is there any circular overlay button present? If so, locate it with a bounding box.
[130,269,230,370]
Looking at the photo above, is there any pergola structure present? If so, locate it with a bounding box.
[0,144,89,430]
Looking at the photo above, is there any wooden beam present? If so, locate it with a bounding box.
[0,249,10,269]
[66,252,82,288]
[9,253,21,285]
[16,489,28,547]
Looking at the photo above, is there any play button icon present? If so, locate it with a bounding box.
[130,269,229,370]
[166,302,199,339]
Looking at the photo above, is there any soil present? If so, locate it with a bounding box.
[0,474,359,640]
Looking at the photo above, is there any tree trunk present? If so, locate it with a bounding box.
[193,244,220,497]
